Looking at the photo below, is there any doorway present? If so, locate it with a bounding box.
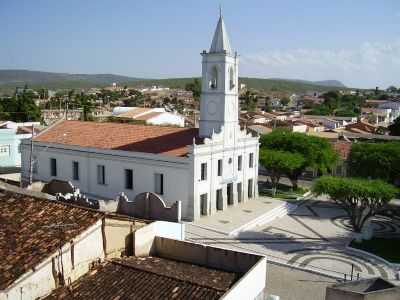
[200,193,208,216]
[227,183,233,205]
[237,182,242,203]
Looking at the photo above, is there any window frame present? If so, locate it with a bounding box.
[97,165,106,185]
[50,158,57,177]
[72,161,79,181]
[201,163,207,181]
[217,159,222,177]
[125,169,134,190]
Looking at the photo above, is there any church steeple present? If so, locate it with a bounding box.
[209,14,232,55]
[199,14,239,140]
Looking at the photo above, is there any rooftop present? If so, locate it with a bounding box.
[44,256,238,300]
[0,189,103,290]
[34,120,199,157]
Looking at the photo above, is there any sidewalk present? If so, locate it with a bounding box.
[189,196,286,235]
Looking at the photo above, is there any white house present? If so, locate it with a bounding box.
[21,15,259,221]
[113,107,185,127]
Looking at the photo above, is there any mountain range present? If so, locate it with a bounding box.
[0,69,347,94]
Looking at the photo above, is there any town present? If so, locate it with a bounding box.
[1,2,400,300]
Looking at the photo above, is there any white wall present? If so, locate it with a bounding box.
[0,220,104,300]
[21,142,194,219]
[221,257,267,300]
[148,112,185,127]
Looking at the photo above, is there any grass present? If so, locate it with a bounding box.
[350,238,400,263]
[259,182,308,200]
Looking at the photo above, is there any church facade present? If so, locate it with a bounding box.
[21,15,259,221]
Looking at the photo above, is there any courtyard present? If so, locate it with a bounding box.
[186,196,400,281]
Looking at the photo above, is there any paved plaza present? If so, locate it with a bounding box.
[186,197,400,282]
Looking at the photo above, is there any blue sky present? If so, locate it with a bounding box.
[1,0,399,88]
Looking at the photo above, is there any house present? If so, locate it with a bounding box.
[113,107,185,127]
[0,121,40,169]
[303,115,357,130]
[361,107,393,126]
[21,15,259,221]
[378,101,400,120]
[0,185,266,300]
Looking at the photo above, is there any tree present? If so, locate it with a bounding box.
[280,97,290,107]
[348,142,400,185]
[260,149,305,196]
[241,91,257,112]
[313,176,397,235]
[260,129,338,188]
[388,117,400,136]
[0,91,41,122]
[185,78,201,100]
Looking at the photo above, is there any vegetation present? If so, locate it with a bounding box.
[309,91,365,117]
[388,116,400,136]
[240,91,258,112]
[348,142,400,185]
[259,149,305,196]
[260,129,338,188]
[313,176,397,233]
[350,238,400,263]
[184,78,201,100]
[0,89,41,122]
[0,70,348,95]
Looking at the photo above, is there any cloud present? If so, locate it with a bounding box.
[241,40,400,88]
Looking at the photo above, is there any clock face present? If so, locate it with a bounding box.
[207,101,217,115]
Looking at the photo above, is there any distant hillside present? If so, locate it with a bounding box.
[0,69,348,94]
[0,70,143,93]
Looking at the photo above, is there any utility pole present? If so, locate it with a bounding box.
[28,124,34,186]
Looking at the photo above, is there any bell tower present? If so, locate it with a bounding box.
[199,14,239,141]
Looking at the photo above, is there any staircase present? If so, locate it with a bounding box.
[229,201,298,236]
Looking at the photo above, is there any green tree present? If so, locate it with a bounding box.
[260,129,338,188]
[348,142,400,185]
[388,117,400,136]
[260,149,305,196]
[313,176,397,234]
[280,97,290,107]
[185,78,201,100]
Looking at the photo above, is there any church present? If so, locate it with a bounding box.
[21,15,260,221]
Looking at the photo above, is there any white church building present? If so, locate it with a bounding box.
[21,15,260,221]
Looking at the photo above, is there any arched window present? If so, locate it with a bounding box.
[209,66,218,89]
[229,67,235,90]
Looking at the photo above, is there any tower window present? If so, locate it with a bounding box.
[209,66,218,89]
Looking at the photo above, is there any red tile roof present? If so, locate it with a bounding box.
[44,256,238,300]
[333,141,352,160]
[34,120,199,157]
[0,189,103,290]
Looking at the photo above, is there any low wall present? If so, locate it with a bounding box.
[133,221,185,257]
[117,192,181,222]
[151,237,267,300]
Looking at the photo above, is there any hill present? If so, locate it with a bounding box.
[0,69,348,95]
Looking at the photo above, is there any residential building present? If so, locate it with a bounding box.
[0,186,266,300]
[113,107,185,127]
[0,121,39,169]
[21,15,259,221]
[361,107,393,126]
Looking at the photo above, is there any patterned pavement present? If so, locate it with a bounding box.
[186,198,399,280]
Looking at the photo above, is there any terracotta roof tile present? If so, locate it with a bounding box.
[34,120,199,157]
[0,190,103,290]
[44,256,238,300]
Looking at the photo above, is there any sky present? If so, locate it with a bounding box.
[0,0,399,89]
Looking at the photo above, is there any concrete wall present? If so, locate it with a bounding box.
[116,192,181,222]
[133,221,185,257]
[147,237,267,300]
[0,220,105,300]
[103,217,147,258]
